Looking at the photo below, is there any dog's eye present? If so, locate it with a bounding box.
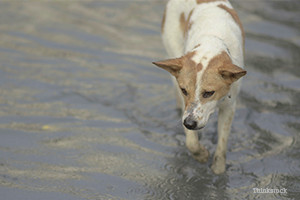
[181,88,188,96]
[203,91,215,98]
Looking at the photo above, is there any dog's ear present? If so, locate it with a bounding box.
[219,64,247,83]
[152,58,182,77]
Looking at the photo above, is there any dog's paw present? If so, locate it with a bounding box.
[191,148,210,163]
[211,156,226,174]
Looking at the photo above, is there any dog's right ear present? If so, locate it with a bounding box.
[152,58,182,77]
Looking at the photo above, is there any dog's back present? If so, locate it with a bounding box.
[162,0,244,69]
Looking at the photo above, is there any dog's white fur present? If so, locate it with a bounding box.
[153,0,246,174]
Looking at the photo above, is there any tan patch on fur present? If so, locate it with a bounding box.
[197,116,203,120]
[180,12,185,35]
[194,44,201,50]
[161,8,166,33]
[200,52,232,104]
[180,10,194,38]
[152,58,182,77]
[174,51,199,108]
[187,10,194,34]
[217,4,245,49]
[153,51,198,103]
[196,63,203,72]
[196,0,226,4]
[199,52,246,105]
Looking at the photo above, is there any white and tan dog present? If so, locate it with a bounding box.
[153,0,246,174]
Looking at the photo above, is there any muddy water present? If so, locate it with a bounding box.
[0,1,299,199]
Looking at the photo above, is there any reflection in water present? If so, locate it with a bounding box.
[0,1,299,199]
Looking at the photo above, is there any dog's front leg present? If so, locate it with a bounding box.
[185,127,209,163]
[211,101,236,174]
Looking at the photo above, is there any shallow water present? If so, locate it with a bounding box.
[0,1,299,199]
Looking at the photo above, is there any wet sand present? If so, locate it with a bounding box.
[0,1,300,199]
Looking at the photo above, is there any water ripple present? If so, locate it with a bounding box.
[127,184,163,200]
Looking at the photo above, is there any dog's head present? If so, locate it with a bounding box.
[153,48,246,130]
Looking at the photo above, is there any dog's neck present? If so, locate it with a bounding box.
[186,36,231,67]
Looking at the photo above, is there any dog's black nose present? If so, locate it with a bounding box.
[183,116,197,130]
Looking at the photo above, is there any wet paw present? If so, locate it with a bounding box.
[211,156,225,174]
[191,148,210,163]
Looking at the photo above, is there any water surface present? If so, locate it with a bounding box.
[0,1,300,199]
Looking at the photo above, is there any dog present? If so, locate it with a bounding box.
[153,0,246,174]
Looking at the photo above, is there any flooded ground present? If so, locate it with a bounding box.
[0,1,299,199]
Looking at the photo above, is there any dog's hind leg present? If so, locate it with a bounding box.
[185,128,209,163]
[211,101,236,174]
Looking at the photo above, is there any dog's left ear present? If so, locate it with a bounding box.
[219,64,247,83]
[152,58,182,77]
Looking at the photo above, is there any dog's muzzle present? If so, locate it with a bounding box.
[183,115,205,130]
